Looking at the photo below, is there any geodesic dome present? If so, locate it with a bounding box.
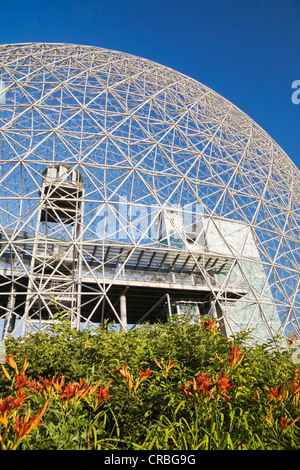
[0,42,299,342]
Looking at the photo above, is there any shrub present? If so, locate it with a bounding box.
[1,315,299,450]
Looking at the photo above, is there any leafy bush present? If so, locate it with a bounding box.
[1,315,300,450]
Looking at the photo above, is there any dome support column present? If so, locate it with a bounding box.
[120,289,128,331]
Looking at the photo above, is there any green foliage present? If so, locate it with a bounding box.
[1,314,300,450]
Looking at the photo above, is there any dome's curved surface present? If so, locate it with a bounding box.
[0,43,299,341]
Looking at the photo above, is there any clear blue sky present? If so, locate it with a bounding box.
[0,0,299,169]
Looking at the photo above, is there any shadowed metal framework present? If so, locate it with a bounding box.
[0,43,299,342]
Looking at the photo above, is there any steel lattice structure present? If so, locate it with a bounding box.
[0,42,299,342]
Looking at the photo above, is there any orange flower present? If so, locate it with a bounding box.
[0,395,27,427]
[280,415,300,429]
[196,372,215,396]
[12,400,48,447]
[60,383,81,402]
[15,375,28,394]
[95,381,112,408]
[287,332,298,344]
[179,372,215,398]
[139,367,152,382]
[154,358,176,377]
[215,371,235,397]
[19,358,28,377]
[266,385,288,405]
[60,378,102,403]
[113,364,133,390]
[25,376,66,397]
[26,379,43,393]
[87,378,103,395]
[227,345,244,368]
[113,364,152,393]
[202,319,221,334]
[40,375,66,394]
[0,397,11,415]
[61,380,88,402]
[287,369,300,405]
[2,357,28,381]
[5,356,19,373]
[0,394,27,413]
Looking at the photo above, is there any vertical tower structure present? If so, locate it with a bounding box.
[3,165,84,336]
[23,165,84,334]
[0,43,299,342]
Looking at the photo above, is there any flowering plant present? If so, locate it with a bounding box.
[1,314,300,450]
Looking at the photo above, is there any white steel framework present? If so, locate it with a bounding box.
[0,43,299,342]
